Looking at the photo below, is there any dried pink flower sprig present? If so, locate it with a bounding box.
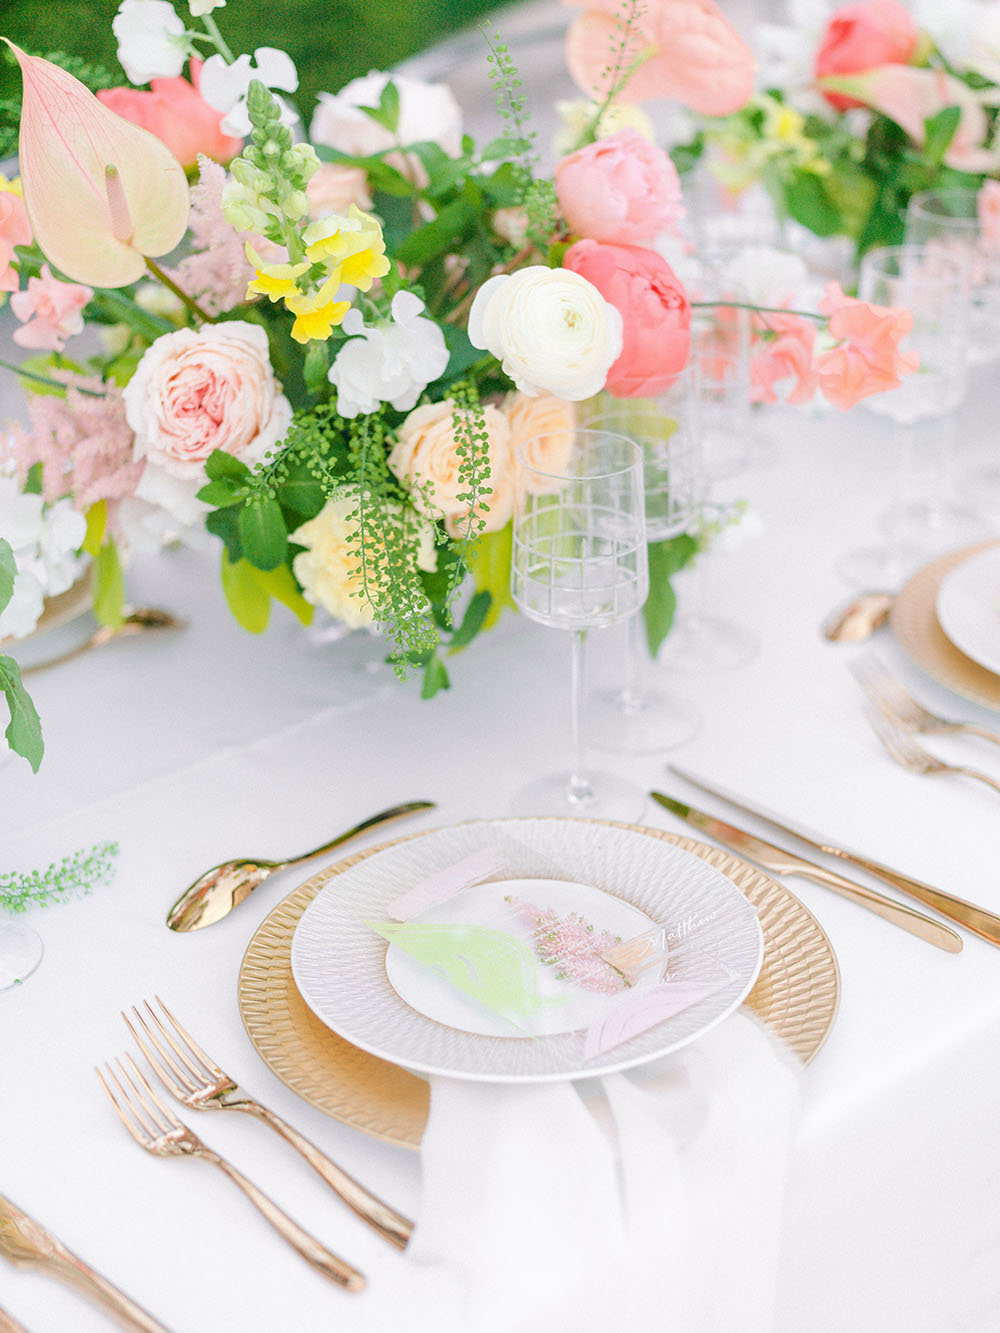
[505,895,625,995]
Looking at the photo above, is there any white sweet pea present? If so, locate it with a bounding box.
[468,266,623,402]
[112,0,188,85]
[189,0,225,14]
[200,48,299,138]
[715,245,810,309]
[0,476,86,639]
[328,292,450,419]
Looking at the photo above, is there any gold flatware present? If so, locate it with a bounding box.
[668,765,1000,948]
[822,590,894,642]
[97,1056,364,1292]
[21,607,184,675]
[851,656,1000,746]
[0,1304,29,1333]
[650,791,963,952]
[864,707,1000,796]
[0,1192,167,1332]
[166,799,437,931]
[124,996,412,1250]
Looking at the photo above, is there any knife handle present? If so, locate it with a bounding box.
[797,863,963,953]
[824,848,1000,948]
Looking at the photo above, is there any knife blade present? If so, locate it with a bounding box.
[668,764,1000,949]
[649,791,963,953]
[0,1194,168,1332]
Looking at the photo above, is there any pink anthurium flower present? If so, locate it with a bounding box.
[6,42,190,288]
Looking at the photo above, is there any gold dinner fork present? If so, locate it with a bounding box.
[123,997,412,1251]
[864,707,1000,796]
[0,1305,29,1333]
[96,1056,365,1292]
[851,656,1000,746]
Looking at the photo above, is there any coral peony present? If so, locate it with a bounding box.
[563,239,691,397]
[815,0,919,112]
[555,128,683,245]
[97,61,242,168]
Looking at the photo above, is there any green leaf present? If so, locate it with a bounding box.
[197,479,246,508]
[448,589,492,651]
[923,105,962,167]
[205,505,244,561]
[238,498,288,571]
[250,561,314,626]
[397,195,478,267]
[421,651,451,699]
[359,79,400,132]
[0,539,15,616]
[644,535,697,657]
[23,462,43,496]
[220,551,271,633]
[0,655,43,772]
[205,449,252,484]
[783,170,843,237]
[469,524,514,630]
[303,340,330,398]
[93,538,125,629]
[82,500,107,557]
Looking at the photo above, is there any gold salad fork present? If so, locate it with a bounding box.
[123,998,412,1251]
[864,707,1000,796]
[96,1057,365,1292]
[851,657,1000,746]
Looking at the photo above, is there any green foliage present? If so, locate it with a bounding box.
[445,380,492,613]
[644,534,698,657]
[93,537,124,629]
[0,656,43,774]
[1,840,118,912]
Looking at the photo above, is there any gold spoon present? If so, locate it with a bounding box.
[166,800,437,932]
[822,590,894,643]
[22,606,185,673]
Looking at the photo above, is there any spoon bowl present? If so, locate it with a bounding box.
[822,590,894,643]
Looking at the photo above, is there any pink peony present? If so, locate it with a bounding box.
[97,60,242,169]
[123,321,292,480]
[0,190,32,293]
[564,0,755,116]
[813,281,919,410]
[815,1,919,112]
[979,180,1000,252]
[750,313,818,405]
[563,239,691,397]
[10,264,92,351]
[555,128,684,245]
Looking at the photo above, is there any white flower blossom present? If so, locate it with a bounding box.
[200,48,299,138]
[189,0,225,14]
[0,476,86,640]
[112,0,188,85]
[328,292,450,419]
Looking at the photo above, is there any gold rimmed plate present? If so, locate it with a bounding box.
[238,821,840,1149]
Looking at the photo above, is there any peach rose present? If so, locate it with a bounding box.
[389,399,514,536]
[97,60,242,168]
[306,163,373,219]
[555,129,684,245]
[504,392,577,493]
[123,321,292,480]
[814,1,919,112]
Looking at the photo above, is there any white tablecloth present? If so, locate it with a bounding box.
[4,366,1000,1330]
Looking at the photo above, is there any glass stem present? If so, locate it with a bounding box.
[567,629,594,807]
[620,613,643,713]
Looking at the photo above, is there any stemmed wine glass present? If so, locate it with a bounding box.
[0,918,43,990]
[581,396,702,753]
[510,428,649,818]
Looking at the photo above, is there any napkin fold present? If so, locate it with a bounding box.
[404,1011,802,1333]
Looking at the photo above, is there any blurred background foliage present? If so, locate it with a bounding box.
[0,0,512,125]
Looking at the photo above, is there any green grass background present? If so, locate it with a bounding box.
[0,0,511,121]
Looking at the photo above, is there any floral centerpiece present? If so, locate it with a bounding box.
[0,0,919,770]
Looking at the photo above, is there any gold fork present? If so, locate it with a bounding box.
[851,657,1000,746]
[864,707,1000,796]
[96,1056,364,1292]
[123,998,412,1250]
[0,1305,30,1333]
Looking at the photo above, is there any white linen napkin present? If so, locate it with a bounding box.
[403,1010,802,1333]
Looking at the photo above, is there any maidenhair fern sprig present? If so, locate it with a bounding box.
[1,841,119,913]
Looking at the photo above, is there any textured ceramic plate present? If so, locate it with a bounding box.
[892,541,1000,711]
[289,820,764,1084]
[936,545,1000,676]
[239,823,840,1148]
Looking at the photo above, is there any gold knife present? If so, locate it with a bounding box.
[668,764,1000,948]
[0,1194,168,1332]
[650,791,963,953]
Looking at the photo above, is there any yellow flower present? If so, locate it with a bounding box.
[244,245,309,302]
[285,273,351,343]
[0,174,23,197]
[302,203,390,292]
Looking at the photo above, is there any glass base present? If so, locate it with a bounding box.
[880,499,993,549]
[587,685,701,754]
[836,542,923,589]
[0,922,43,990]
[655,613,759,673]
[510,771,648,821]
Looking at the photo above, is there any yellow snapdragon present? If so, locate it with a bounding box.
[285,273,351,344]
[302,204,391,292]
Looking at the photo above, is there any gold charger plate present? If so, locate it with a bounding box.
[891,540,1000,712]
[239,821,840,1149]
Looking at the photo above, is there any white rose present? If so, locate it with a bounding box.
[112,0,187,85]
[329,292,450,419]
[468,266,623,402]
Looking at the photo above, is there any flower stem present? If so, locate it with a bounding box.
[145,258,212,325]
[690,299,826,321]
[0,359,103,397]
[200,14,235,62]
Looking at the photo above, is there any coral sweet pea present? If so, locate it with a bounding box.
[6,43,190,288]
[97,60,242,169]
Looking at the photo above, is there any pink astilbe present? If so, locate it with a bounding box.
[750,312,818,405]
[165,157,256,316]
[813,280,920,410]
[1,373,143,514]
[506,895,625,994]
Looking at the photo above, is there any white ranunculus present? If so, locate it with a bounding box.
[328,291,450,419]
[112,0,187,85]
[200,48,299,137]
[468,266,623,402]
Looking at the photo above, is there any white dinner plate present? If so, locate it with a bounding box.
[289,819,764,1084]
[936,546,1000,677]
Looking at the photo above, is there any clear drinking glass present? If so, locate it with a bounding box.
[0,920,43,990]
[837,244,986,587]
[510,429,649,818]
[581,397,702,753]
